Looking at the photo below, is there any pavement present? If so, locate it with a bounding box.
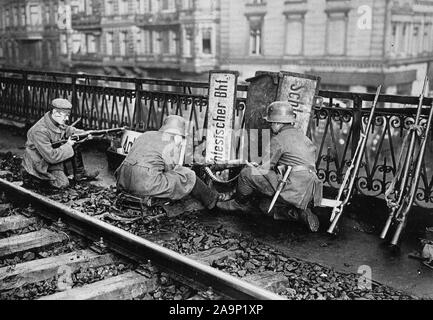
[1,124,432,299]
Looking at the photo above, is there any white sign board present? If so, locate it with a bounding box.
[276,72,320,135]
[205,71,238,164]
[117,130,142,155]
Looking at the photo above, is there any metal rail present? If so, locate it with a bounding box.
[0,178,284,300]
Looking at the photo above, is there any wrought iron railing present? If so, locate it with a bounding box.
[0,68,432,208]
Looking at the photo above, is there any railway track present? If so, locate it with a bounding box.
[0,160,421,301]
[0,177,284,300]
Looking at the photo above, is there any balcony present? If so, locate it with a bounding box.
[71,13,102,30]
[135,12,180,26]
[71,53,103,66]
[8,25,44,40]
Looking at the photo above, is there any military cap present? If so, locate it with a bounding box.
[159,115,186,137]
[263,101,296,124]
[51,98,72,110]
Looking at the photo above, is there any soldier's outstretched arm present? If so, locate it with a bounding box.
[32,130,75,164]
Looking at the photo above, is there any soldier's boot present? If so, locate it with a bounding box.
[216,199,254,213]
[72,147,99,181]
[298,208,320,233]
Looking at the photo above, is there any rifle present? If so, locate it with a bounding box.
[327,85,382,235]
[389,102,433,246]
[268,165,293,214]
[52,127,126,148]
[380,76,431,245]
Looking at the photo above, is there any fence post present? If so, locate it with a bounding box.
[134,80,143,131]
[352,95,362,158]
[71,75,78,125]
[22,71,29,121]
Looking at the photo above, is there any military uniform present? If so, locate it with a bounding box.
[218,101,322,232]
[115,115,223,209]
[21,99,85,189]
[237,126,322,216]
[116,130,196,200]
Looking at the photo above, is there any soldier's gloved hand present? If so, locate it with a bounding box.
[66,137,76,146]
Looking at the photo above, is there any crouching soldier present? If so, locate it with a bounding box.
[21,98,98,190]
[217,101,323,232]
[115,115,230,210]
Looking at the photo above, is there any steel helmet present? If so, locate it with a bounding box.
[263,101,296,123]
[159,115,186,137]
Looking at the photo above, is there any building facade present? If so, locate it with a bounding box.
[220,0,433,95]
[1,0,433,94]
[57,0,219,80]
[0,0,62,70]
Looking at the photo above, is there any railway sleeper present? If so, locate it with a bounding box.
[0,249,119,291]
[0,215,37,233]
[38,271,158,300]
[0,229,68,259]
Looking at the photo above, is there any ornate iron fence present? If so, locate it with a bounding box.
[0,68,432,208]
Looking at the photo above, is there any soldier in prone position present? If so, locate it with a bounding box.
[21,98,98,190]
[115,115,231,210]
[217,101,323,232]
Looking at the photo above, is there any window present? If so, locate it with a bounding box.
[5,9,10,27]
[72,32,81,53]
[183,27,193,57]
[106,32,113,55]
[106,0,114,15]
[160,0,175,11]
[413,25,420,55]
[153,31,161,54]
[161,30,170,54]
[202,28,212,54]
[29,5,41,26]
[327,12,347,55]
[119,31,127,56]
[181,0,194,10]
[60,33,68,54]
[249,27,262,55]
[7,41,13,60]
[423,24,430,52]
[12,7,17,26]
[161,0,169,10]
[0,42,3,58]
[20,6,26,26]
[397,83,412,96]
[170,30,177,54]
[119,0,129,15]
[285,15,303,55]
[248,16,263,55]
[87,34,96,53]
[402,23,408,53]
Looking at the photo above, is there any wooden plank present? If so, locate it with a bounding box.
[0,215,37,233]
[244,271,290,295]
[0,229,67,258]
[188,247,236,266]
[0,250,119,291]
[38,271,157,300]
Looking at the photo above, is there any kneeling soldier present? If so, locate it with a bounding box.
[21,98,97,190]
[115,115,230,210]
[217,101,323,232]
